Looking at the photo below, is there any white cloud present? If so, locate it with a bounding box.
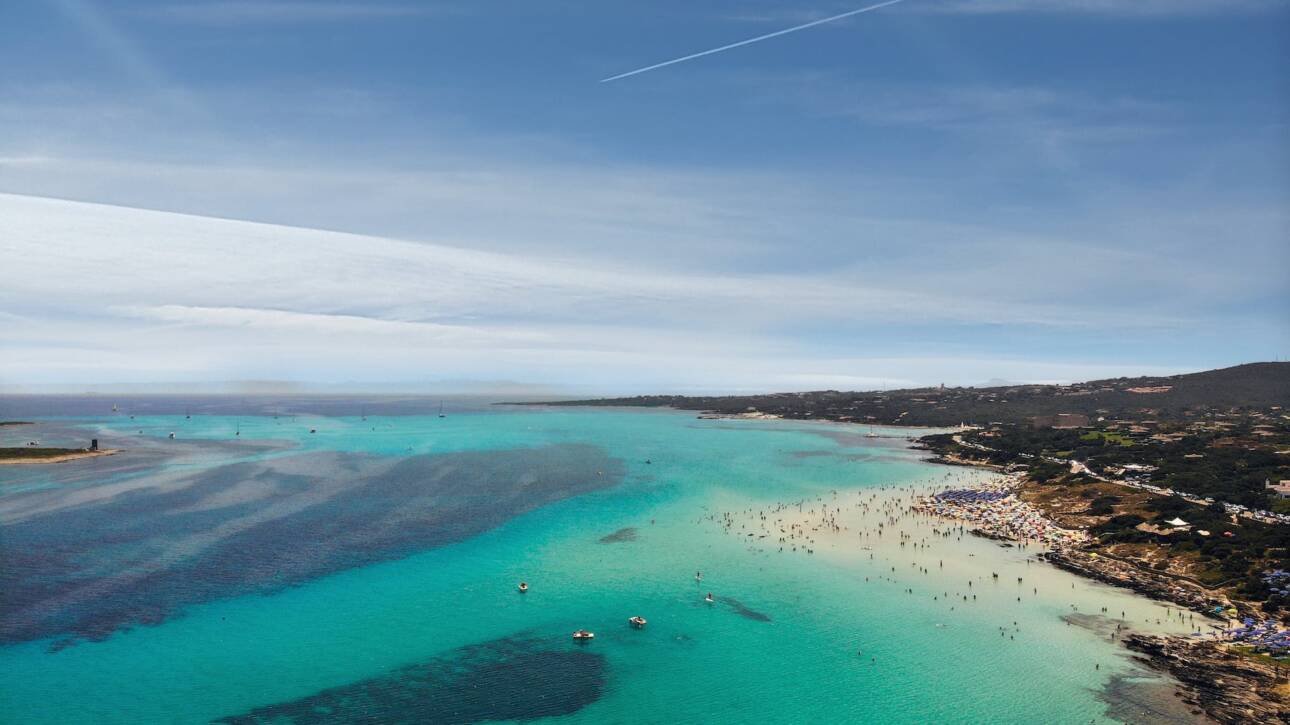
[1,192,1230,390]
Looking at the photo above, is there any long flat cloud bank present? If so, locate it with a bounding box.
[0,193,1230,391]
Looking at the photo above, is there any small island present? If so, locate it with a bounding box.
[0,446,119,465]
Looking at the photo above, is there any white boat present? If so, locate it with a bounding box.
[572,630,595,641]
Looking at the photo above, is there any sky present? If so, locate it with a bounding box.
[1,0,1288,394]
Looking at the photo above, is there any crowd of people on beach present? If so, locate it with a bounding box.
[1208,617,1290,654]
[911,477,1088,548]
[690,467,1216,650]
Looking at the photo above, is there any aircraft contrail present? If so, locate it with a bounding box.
[600,0,908,83]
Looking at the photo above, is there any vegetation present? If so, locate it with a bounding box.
[925,420,1290,510]
[531,362,1290,427]
[1085,494,1290,596]
[0,447,86,460]
[533,362,1290,618]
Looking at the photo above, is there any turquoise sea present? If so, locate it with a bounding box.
[0,400,1199,724]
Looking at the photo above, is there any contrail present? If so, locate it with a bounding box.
[600,0,908,83]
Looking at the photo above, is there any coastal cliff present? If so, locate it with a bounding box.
[1124,633,1289,724]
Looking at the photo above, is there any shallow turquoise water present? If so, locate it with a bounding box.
[1,406,1194,723]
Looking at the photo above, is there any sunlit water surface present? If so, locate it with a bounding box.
[0,403,1197,724]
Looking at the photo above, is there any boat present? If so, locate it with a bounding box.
[168,432,175,439]
[572,630,595,641]
[438,401,446,419]
[628,616,647,628]
[518,582,528,593]
[309,428,317,434]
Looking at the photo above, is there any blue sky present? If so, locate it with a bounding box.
[1,0,1287,392]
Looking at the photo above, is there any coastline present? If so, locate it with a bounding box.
[1123,633,1290,723]
[0,448,120,465]
[909,443,1288,722]
[913,449,1239,617]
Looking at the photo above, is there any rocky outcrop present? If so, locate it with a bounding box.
[1124,633,1289,724]
[1041,549,1226,615]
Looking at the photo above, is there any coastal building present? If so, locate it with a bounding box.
[1265,479,1290,499]
[1135,522,1182,536]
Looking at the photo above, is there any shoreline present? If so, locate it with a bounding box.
[911,451,1288,722]
[0,449,120,465]
[914,454,1241,619]
[1123,633,1290,723]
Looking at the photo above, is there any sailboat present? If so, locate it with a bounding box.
[438,401,446,419]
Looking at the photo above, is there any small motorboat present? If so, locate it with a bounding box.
[628,616,647,628]
[572,630,595,641]
[309,428,317,434]
[704,593,715,604]
[168,432,175,439]
[518,582,528,593]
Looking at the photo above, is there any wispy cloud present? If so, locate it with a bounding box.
[916,0,1286,15]
[144,2,441,25]
[752,77,1173,133]
[601,0,908,82]
[724,0,1284,23]
[4,192,1245,389]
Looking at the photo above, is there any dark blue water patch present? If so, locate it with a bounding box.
[784,449,872,463]
[1099,669,1208,725]
[598,527,637,543]
[1,444,625,647]
[716,596,771,622]
[0,422,290,495]
[215,635,605,725]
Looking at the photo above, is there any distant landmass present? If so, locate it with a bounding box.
[525,362,1290,427]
